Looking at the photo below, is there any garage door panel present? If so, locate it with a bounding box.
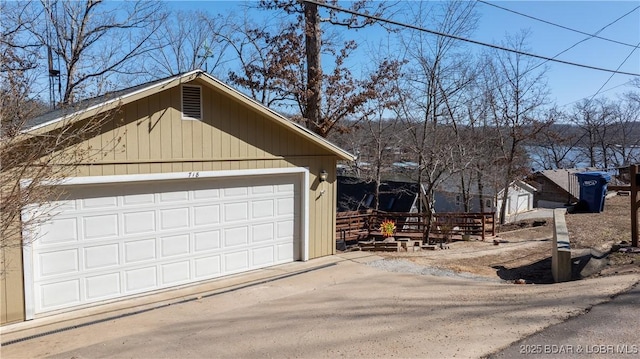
[277,198,294,215]
[193,188,220,200]
[224,226,249,247]
[252,223,274,243]
[38,218,78,244]
[252,199,274,218]
[252,184,274,195]
[160,207,190,230]
[161,261,190,285]
[194,204,220,226]
[125,266,157,292]
[123,192,155,206]
[38,249,79,277]
[194,230,221,251]
[224,251,249,272]
[277,183,294,193]
[124,238,156,263]
[517,195,529,212]
[160,234,190,257]
[53,199,78,211]
[194,255,221,278]
[83,214,118,239]
[30,173,300,316]
[159,190,189,202]
[85,273,120,300]
[124,211,155,234]
[224,202,248,222]
[277,243,294,262]
[40,280,80,310]
[82,196,118,209]
[84,244,119,269]
[224,186,248,197]
[277,220,294,238]
[252,246,275,266]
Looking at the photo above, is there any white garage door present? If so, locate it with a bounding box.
[25,172,302,316]
[516,194,530,213]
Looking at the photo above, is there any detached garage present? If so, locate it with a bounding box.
[2,70,353,324]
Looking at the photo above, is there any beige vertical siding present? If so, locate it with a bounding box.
[1,79,343,325]
[0,230,25,324]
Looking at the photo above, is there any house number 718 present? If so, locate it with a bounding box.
[188,172,200,178]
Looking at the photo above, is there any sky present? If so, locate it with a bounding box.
[152,1,640,109]
[471,1,640,108]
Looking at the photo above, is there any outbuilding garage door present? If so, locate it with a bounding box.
[516,194,530,213]
[25,172,302,316]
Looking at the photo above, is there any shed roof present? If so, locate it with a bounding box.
[533,168,598,193]
[26,70,355,161]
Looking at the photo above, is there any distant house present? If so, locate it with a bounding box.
[527,168,596,208]
[337,176,421,212]
[496,181,538,217]
[434,177,536,218]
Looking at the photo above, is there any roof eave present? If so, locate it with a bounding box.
[25,71,201,135]
[23,70,355,162]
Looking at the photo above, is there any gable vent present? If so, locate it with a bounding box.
[182,85,202,120]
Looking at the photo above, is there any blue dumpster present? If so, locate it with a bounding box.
[575,171,611,213]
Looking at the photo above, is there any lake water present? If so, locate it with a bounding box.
[527,145,640,171]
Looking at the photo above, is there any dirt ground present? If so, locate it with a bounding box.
[376,195,640,283]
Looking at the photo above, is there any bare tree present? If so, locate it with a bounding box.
[393,0,478,232]
[0,0,134,272]
[1,103,124,273]
[149,10,228,76]
[529,108,585,170]
[482,30,550,224]
[21,0,166,105]
[339,69,404,210]
[569,98,616,168]
[609,96,640,166]
[1,1,46,134]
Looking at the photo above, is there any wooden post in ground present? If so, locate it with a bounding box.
[631,165,639,247]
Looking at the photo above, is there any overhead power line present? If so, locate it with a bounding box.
[302,0,640,77]
[526,3,640,85]
[587,41,640,102]
[560,79,636,108]
[544,5,640,62]
[476,0,640,49]
[528,3,640,107]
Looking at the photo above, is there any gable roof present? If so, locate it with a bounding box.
[510,180,537,194]
[26,70,355,161]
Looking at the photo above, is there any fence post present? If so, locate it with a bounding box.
[631,165,639,247]
[491,212,496,236]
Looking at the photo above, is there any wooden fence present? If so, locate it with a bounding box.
[336,210,495,245]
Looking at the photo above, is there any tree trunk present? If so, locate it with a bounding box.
[499,177,510,225]
[477,168,485,213]
[303,2,323,136]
